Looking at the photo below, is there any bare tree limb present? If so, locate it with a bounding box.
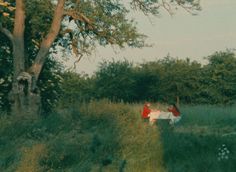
[73,53,83,69]
[13,0,25,37]
[64,10,115,45]
[131,0,200,16]
[161,0,174,16]
[29,0,66,80]
[64,10,92,24]
[12,0,26,79]
[37,0,66,50]
[0,23,13,42]
[178,3,198,15]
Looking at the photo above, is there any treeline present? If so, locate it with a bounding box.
[1,50,236,113]
[61,51,236,105]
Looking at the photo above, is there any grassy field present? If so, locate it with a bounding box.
[159,105,236,172]
[0,101,236,172]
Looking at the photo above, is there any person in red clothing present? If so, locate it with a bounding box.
[167,104,181,124]
[142,103,151,119]
[168,104,180,117]
[142,103,161,125]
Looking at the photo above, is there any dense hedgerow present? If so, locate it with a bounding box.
[61,51,236,105]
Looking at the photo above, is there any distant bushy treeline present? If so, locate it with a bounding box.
[1,50,236,113]
[61,51,236,105]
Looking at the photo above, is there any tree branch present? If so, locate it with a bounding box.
[64,10,94,29]
[64,10,116,45]
[0,23,13,42]
[64,10,83,21]
[130,0,200,16]
[161,0,174,16]
[12,0,26,80]
[178,3,198,15]
[13,0,25,37]
[29,0,66,80]
[73,53,83,69]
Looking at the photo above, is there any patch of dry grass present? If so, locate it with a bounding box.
[16,144,46,172]
[77,100,166,172]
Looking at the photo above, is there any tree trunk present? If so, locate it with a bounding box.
[176,96,180,109]
[8,0,41,117]
[1,0,65,116]
[9,72,41,118]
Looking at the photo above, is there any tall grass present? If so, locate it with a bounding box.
[159,105,236,172]
[0,100,165,172]
[0,101,235,171]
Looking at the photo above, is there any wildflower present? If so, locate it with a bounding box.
[217,144,230,161]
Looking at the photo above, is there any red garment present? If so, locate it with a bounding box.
[142,104,151,118]
[168,107,180,117]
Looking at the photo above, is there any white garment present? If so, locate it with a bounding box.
[148,111,181,125]
[148,110,161,125]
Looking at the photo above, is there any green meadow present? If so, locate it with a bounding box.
[0,100,236,172]
[1,1,236,172]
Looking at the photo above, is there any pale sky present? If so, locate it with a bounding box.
[72,0,236,75]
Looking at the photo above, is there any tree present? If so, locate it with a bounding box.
[132,62,162,102]
[156,57,202,104]
[199,51,236,104]
[95,60,135,102]
[61,71,95,105]
[0,0,200,116]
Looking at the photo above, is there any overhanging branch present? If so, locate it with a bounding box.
[131,0,200,16]
[64,10,94,29]
[64,10,116,45]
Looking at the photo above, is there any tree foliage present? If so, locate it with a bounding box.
[95,60,136,102]
[61,71,95,104]
[61,51,236,105]
[0,0,201,114]
[200,51,236,104]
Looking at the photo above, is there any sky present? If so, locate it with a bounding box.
[71,0,236,75]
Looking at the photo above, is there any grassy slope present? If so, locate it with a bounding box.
[0,101,236,172]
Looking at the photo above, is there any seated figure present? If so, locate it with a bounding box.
[142,102,151,119]
[148,104,181,125]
